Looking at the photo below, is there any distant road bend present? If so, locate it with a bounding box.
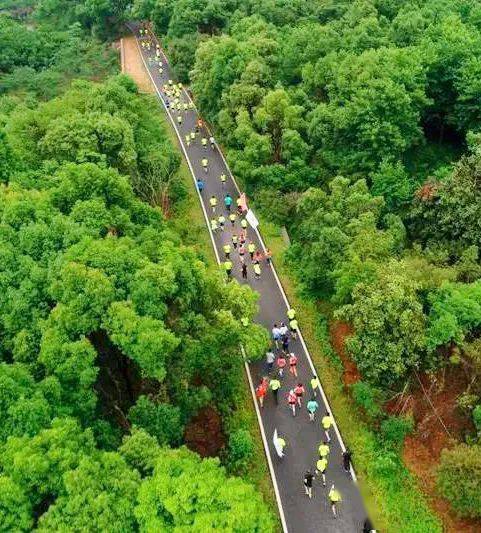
[129,22,368,533]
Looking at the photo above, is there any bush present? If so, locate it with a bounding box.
[380,416,414,448]
[351,381,383,421]
[473,405,481,435]
[368,450,401,481]
[437,444,481,518]
[227,429,254,474]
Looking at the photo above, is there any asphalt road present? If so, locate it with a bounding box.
[131,24,368,533]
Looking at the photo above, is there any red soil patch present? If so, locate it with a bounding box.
[328,319,480,531]
[184,406,226,457]
[329,320,361,385]
[388,367,479,532]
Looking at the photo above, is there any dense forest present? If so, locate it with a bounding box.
[0,1,275,530]
[2,0,481,529]
[131,0,481,524]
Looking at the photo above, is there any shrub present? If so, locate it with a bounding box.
[351,381,383,421]
[227,429,254,473]
[380,416,414,448]
[473,405,481,435]
[437,444,481,518]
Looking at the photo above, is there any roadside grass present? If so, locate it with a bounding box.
[152,101,279,521]
[254,214,442,533]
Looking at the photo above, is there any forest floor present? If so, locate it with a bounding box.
[331,321,480,533]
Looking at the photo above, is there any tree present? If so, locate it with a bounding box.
[370,159,412,211]
[0,130,14,183]
[437,444,481,518]
[128,396,184,446]
[0,475,32,532]
[426,281,481,351]
[337,260,426,384]
[104,301,180,382]
[37,451,140,532]
[119,428,161,476]
[0,418,96,507]
[287,177,388,300]
[135,447,275,531]
[307,47,429,173]
[0,363,53,443]
[410,150,481,254]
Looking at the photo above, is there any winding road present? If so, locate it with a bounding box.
[130,23,367,533]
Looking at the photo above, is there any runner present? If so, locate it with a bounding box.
[224,260,233,278]
[223,243,231,259]
[209,195,217,213]
[218,214,226,231]
[289,353,297,378]
[289,317,299,340]
[279,321,288,339]
[220,173,227,188]
[210,135,215,149]
[277,352,286,377]
[274,431,286,459]
[342,448,352,473]
[363,518,376,533]
[224,193,233,212]
[287,388,297,416]
[253,262,261,280]
[328,485,341,518]
[287,308,296,321]
[231,233,238,249]
[190,131,196,143]
[229,212,237,226]
[201,158,208,173]
[241,217,248,230]
[307,396,319,422]
[318,441,330,460]
[177,115,182,125]
[266,349,276,373]
[310,374,319,397]
[241,263,247,279]
[248,241,256,260]
[256,378,268,408]
[201,137,208,148]
[303,470,315,499]
[239,229,247,245]
[272,323,281,349]
[316,457,328,487]
[236,196,243,214]
[294,382,305,407]
[197,178,204,194]
[322,411,333,442]
[210,218,218,232]
[239,243,246,260]
[281,333,290,353]
[265,248,272,264]
[185,134,191,147]
[269,376,281,404]
[254,250,263,263]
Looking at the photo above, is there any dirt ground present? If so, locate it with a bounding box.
[329,320,361,386]
[400,369,479,533]
[120,36,155,94]
[184,406,226,457]
[330,320,480,532]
